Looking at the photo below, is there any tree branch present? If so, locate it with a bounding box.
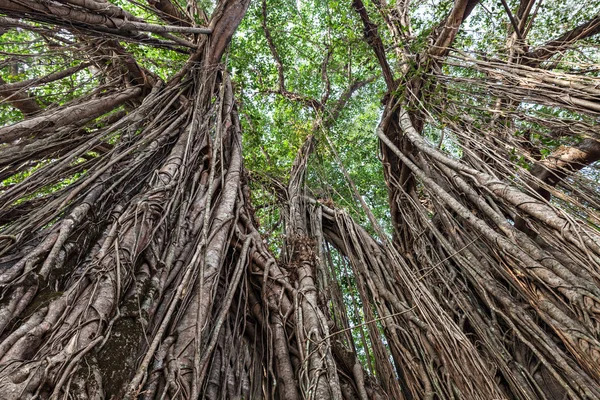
[516,0,536,33]
[0,76,41,116]
[206,0,251,66]
[0,63,90,92]
[428,0,480,58]
[261,0,286,93]
[351,0,395,90]
[499,0,522,39]
[62,0,138,21]
[0,87,142,144]
[148,0,191,26]
[529,138,600,201]
[323,76,376,127]
[320,45,333,105]
[0,0,212,34]
[524,14,600,65]
[0,0,204,51]
[263,89,324,111]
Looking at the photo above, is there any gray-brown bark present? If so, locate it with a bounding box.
[0,87,142,144]
[0,76,42,116]
[0,0,211,35]
[2,0,600,399]
[530,138,600,200]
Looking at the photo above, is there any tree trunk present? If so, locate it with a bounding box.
[2,0,600,399]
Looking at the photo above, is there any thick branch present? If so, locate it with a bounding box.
[428,0,480,58]
[0,77,41,116]
[351,0,395,90]
[0,63,90,92]
[0,0,211,34]
[530,138,600,200]
[0,87,142,144]
[323,76,376,127]
[63,0,138,20]
[0,15,188,51]
[100,39,154,88]
[516,0,536,34]
[206,0,251,66]
[524,15,600,65]
[499,0,522,39]
[148,0,191,26]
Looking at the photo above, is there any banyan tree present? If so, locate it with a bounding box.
[0,0,599,398]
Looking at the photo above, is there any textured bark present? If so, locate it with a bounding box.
[525,15,600,64]
[0,88,142,144]
[0,63,90,92]
[148,0,190,26]
[0,0,211,34]
[530,138,600,200]
[0,76,42,116]
[2,1,600,399]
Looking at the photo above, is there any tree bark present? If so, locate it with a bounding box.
[0,88,142,144]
